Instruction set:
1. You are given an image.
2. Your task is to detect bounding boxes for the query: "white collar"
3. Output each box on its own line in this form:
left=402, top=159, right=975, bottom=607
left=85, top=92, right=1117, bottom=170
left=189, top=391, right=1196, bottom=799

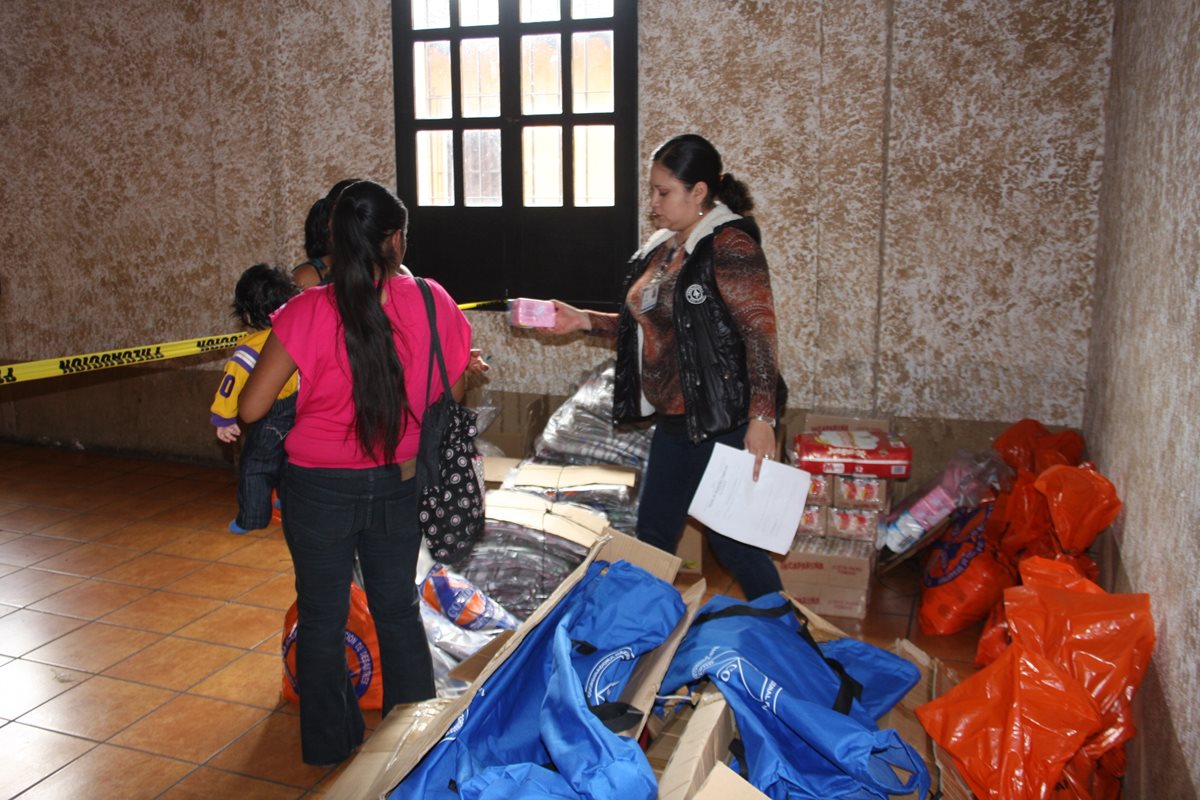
left=634, top=202, right=743, bottom=259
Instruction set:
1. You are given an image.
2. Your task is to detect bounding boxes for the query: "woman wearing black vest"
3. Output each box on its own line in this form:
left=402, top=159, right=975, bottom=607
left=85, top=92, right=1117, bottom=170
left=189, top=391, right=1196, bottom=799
left=548, top=134, right=786, bottom=599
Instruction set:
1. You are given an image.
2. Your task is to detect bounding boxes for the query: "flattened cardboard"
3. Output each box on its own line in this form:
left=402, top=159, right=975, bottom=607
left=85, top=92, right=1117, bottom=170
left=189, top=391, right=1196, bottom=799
left=510, top=462, right=639, bottom=491
left=612, top=578, right=706, bottom=738
left=694, top=762, right=771, bottom=800
left=482, top=455, right=521, bottom=486
left=657, top=687, right=742, bottom=800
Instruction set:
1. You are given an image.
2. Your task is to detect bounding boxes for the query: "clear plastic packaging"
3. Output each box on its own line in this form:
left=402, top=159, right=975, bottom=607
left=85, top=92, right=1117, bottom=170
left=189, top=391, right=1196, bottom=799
left=879, top=450, right=1012, bottom=554
left=420, top=564, right=520, bottom=631
left=534, top=361, right=654, bottom=469
left=458, top=518, right=592, bottom=621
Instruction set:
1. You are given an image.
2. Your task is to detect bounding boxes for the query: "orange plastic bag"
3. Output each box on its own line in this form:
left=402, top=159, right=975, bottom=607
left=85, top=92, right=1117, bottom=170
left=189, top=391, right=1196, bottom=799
left=975, top=554, right=1102, bottom=667
left=1018, top=554, right=1104, bottom=593
left=1003, top=569, right=1154, bottom=761
left=916, top=642, right=1104, bottom=800
left=1034, top=465, right=1122, bottom=553
left=918, top=507, right=1018, bottom=636
left=974, top=601, right=1009, bottom=667
left=1034, top=430, right=1085, bottom=472
left=997, top=469, right=1054, bottom=561
left=992, top=419, right=1052, bottom=473
left=281, top=582, right=383, bottom=710
left=992, top=419, right=1086, bottom=474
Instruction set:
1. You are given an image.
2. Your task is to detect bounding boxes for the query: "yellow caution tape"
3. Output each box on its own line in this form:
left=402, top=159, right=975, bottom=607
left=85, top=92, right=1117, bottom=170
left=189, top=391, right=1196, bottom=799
left=1, top=299, right=507, bottom=385
left=1, top=334, right=245, bottom=385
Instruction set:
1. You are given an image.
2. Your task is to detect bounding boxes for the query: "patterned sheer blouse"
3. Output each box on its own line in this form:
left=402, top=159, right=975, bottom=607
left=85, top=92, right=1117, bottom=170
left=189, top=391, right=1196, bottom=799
left=587, top=225, right=779, bottom=420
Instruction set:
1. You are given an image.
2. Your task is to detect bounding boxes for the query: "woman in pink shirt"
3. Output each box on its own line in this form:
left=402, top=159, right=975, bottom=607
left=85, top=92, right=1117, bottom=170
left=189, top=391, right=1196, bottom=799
left=241, top=180, right=472, bottom=767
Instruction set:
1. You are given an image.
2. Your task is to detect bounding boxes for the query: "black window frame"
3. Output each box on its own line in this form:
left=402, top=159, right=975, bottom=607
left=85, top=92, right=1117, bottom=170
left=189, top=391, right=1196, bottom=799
left=391, top=0, right=638, bottom=310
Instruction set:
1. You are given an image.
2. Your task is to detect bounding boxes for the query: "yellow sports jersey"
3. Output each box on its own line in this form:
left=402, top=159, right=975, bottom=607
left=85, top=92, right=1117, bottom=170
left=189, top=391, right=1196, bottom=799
left=209, top=329, right=299, bottom=427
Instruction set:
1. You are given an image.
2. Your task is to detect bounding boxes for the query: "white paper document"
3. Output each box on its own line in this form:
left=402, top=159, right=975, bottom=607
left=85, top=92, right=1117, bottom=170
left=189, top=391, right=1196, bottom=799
left=687, top=443, right=812, bottom=555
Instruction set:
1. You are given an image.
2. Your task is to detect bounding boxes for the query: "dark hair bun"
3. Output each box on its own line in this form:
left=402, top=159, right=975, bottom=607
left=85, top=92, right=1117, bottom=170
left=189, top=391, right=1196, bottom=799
left=717, top=172, right=754, bottom=215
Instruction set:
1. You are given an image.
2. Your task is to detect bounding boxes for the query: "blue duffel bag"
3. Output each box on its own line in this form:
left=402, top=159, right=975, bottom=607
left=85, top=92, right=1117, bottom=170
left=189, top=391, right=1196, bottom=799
left=392, top=559, right=686, bottom=800
left=658, top=593, right=930, bottom=800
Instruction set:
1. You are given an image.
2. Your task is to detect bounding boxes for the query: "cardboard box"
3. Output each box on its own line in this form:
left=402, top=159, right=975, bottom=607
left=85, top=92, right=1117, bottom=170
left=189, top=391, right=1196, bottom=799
left=655, top=603, right=969, bottom=800
left=326, top=492, right=692, bottom=800
left=475, top=392, right=550, bottom=458
left=506, top=462, right=639, bottom=496
left=804, top=412, right=892, bottom=433
left=677, top=520, right=704, bottom=574
left=775, top=536, right=875, bottom=589
left=656, top=685, right=769, bottom=800
left=774, top=536, right=875, bottom=619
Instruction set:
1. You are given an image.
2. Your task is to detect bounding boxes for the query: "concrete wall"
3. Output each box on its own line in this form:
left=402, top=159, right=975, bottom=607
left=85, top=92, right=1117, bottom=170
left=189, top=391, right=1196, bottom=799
left=1084, top=0, right=1200, bottom=796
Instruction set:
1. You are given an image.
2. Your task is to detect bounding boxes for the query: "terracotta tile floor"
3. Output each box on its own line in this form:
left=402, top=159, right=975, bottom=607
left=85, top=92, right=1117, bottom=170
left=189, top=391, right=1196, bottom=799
left=0, top=441, right=975, bottom=799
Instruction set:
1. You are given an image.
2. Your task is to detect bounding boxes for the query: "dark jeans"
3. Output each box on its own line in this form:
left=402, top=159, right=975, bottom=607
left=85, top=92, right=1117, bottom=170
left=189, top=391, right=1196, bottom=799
left=281, top=462, right=435, bottom=765
left=235, top=394, right=296, bottom=530
left=638, top=416, right=784, bottom=600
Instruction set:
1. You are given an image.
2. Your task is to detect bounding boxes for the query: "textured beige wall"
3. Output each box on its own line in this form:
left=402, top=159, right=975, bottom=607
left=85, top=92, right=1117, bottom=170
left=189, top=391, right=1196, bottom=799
left=1085, top=0, right=1200, bottom=796
left=2, top=0, right=1110, bottom=431
left=472, top=0, right=1112, bottom=432
left=0, top=0, right=396, bottom=361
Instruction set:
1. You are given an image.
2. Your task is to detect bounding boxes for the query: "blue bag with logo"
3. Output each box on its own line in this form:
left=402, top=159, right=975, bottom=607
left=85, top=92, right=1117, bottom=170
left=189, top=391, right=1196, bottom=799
left=391, top=559, right=685, bottom=800
left=659, top=593, right=930, bottom=800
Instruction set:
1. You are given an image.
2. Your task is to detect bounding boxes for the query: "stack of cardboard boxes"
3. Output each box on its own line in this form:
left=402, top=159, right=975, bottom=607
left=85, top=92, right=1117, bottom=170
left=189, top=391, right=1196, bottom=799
left=773, top=415, right=913, bottom=619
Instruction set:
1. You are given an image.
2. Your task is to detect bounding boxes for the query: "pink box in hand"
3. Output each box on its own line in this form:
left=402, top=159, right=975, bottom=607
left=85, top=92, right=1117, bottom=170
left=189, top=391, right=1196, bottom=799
left=510, top=298, right=557, bottom=328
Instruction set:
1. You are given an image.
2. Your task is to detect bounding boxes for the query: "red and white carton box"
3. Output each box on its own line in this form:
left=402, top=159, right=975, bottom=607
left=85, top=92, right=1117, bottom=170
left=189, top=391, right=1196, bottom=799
left=793, top=429, right=912, bottom=479
left=509, top=297, right=557, bottom=328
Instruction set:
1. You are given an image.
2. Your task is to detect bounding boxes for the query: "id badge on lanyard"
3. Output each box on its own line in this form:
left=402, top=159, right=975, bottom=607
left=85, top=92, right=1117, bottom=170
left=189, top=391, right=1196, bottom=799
left=639, top=281, right=660, bottom=313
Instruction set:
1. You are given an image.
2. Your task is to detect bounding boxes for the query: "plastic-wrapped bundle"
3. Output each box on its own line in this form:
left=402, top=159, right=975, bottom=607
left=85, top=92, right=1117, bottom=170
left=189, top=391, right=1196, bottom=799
left=459, top=518, right=592, bottom=621
left=419, top=598, right=481, bottom=698
left=534, top=361, right=654, bottom=469
left=879, top=450, right=1012, bottom=555
left=420, top=565, right=520, bottom=631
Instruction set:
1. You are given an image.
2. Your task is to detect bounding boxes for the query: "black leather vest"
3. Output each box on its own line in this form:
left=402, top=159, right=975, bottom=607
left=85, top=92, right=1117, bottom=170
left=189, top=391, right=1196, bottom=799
left=612, top=217, right=785, bottom=444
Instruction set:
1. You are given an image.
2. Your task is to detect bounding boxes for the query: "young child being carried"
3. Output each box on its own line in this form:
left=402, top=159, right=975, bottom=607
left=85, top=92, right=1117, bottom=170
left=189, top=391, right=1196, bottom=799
left=210, top=263, right=300, bottom=534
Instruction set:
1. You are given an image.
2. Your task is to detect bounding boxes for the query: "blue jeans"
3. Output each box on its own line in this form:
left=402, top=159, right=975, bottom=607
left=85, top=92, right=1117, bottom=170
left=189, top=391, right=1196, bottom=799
left=281, top=462, right=435, bottom=765
left=236, top=395, right=295, bottom=530
left=638, top=416, right=784, bottom=600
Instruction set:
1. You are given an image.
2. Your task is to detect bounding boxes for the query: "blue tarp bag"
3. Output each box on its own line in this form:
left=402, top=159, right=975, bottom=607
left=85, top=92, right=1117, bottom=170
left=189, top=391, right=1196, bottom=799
left=659, top=594, right=930, bottom=800
left=391, top=559, right=685, bottom=800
